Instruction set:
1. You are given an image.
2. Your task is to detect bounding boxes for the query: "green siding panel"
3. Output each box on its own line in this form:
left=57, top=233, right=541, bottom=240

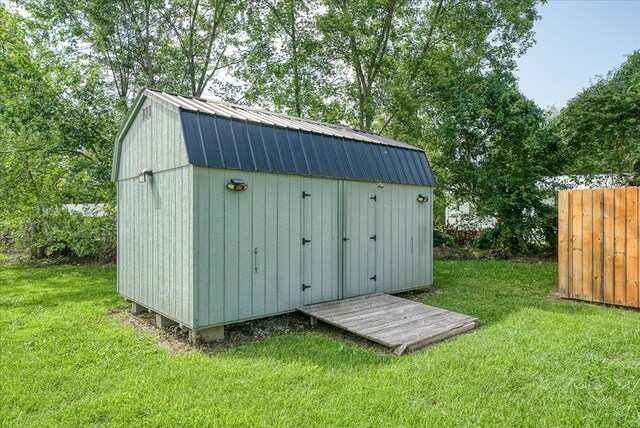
left=191, top=170, right=433, bottom=329
left=117, top=166, right=194, bottom=327
left=117, top=97, right=189, bottom=180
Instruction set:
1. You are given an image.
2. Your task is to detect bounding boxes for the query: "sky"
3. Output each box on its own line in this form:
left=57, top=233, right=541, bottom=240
left=515, top=0, right=640, bottom=109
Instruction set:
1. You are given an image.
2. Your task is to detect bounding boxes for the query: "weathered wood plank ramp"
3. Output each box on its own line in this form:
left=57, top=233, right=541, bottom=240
left=299, top=293, right=477, bottom=355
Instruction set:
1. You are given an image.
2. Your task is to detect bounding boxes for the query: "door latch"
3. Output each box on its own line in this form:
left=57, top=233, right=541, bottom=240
left=302, top=284, right=311, bottom=291
left=302, top=238, right=311, bottom=245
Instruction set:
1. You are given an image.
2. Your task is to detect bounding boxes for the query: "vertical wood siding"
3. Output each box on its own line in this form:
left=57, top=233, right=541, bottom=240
left=117, top=166, right=194, bottom=326
left=343, top=182, right=432, bottom=297
left=117, top=95, right=194, bottom=326
left=558, top=187, right=640, bottom=308
left=193, top=168, right=308, bottom=327
left=193, top=168, right=434, bottom=329
left=117, top=97, right=189, bottom=180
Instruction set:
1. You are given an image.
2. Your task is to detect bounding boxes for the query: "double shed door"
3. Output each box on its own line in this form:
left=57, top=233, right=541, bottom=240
left=300, top=179, right=429, bottom=305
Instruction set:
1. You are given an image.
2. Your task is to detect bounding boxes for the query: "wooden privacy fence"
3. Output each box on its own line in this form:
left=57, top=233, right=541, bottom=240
left=558, top=187, right=639, bottom=307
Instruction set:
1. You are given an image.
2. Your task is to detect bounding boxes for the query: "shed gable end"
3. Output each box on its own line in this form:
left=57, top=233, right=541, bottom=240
left=113, top=94, right=189, bottom=181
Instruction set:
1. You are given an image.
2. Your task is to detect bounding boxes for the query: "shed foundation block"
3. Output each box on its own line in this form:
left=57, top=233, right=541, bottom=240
left=131, top=302, right=148, bottom=314
left=155, top=314, right=178, bottom=328
left=189, top=326, right=225, bottom=343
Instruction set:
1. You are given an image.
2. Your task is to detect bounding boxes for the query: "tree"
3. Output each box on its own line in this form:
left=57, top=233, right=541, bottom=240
left=0, top=6, right=117, bottom=259
left=553, top=51, right=640, bottom=183
left=234, top=0, right=343, bottom=121
left=429, top=71, right=557, bottom=251
left=316, top=0, right=541, bottom=132
left=20, top=0, right=241, bottom=105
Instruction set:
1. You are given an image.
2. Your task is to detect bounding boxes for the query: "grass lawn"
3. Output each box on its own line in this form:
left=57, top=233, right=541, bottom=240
left=1, top=261, right=640, bottom=427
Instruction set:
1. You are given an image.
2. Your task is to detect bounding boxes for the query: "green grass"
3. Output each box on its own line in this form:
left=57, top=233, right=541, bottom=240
left=1, top=261, right=640, bottom=427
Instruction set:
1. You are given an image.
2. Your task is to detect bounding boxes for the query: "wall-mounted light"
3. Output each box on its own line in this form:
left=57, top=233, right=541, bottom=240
left=417, top=194, right=429, bottom=203
left=377, top=183, right=384, bottom=189
left=138, top=168, right=152, bottom=183
left=227, top=178, right=248, bottom=191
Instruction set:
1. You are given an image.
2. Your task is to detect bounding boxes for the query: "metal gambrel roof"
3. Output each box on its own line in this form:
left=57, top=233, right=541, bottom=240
left=147, top=88, right=419, bottom=151
left=115, top=89, right=436, bottom=186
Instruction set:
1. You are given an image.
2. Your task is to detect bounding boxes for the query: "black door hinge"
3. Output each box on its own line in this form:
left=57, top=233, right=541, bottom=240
left=370, top=195, right=377, bottom=201
left=302, top=238, right=311, bottom=245
left=302, top=191, right=311, bottom=198
left=370, top=235, right=376, bottom=241
left=369, top=275, right=377, bottom=281
left=302, top=284, right=311, bottom=291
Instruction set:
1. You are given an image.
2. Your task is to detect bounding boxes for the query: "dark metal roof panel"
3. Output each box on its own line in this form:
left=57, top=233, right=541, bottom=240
left=179, top=110, right=435, bottom=186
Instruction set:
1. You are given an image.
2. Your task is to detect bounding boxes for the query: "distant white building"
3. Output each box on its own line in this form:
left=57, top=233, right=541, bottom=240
left=62, top=204, right=108, bottom=217
left=445, top=174, right=630, bottom=230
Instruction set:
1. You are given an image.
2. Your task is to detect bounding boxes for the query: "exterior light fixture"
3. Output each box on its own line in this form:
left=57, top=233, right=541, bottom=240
left=227, top=179, right=248, bottom=191
left=417, top=194, right=429, bottom=203
left=377, top=183, right=384, bottom=189
left=138, top=168, right=152, bottom=183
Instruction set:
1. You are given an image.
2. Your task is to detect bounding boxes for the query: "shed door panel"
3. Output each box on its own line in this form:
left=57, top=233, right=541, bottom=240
left=342, top=182, right=378, bottom=298
left=302, top=178, right=340, bottom=305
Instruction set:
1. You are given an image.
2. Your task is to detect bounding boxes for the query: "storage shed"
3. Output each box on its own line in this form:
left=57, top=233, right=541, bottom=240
left=112, top=88, right=436, bottom=341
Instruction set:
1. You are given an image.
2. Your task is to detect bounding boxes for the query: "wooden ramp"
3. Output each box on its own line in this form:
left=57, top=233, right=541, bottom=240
left=299, top=293, right=477, bottom=355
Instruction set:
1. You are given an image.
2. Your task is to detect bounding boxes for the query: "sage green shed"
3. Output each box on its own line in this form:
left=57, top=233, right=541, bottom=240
left=112, top=88, right=436, bottom=341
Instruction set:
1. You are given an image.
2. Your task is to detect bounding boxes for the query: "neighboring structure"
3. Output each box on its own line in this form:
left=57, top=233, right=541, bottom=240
left=62, top=204, right=108, bottom=217
left=112, top=88, right=436, bottom=341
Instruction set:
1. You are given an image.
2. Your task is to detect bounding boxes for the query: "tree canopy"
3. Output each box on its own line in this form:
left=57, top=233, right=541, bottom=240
left=2, top=0, right=638, bottom=258
left=552, top=51, right=640, bottom=183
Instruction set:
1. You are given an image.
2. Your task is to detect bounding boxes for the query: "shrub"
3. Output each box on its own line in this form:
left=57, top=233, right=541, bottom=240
left=433, top=230, right=455, bottom=247
left=0, top=205, right=116, bottom=263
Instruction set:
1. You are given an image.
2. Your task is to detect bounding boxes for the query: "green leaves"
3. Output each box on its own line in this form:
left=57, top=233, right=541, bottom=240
left=553, top=51, right=640, bottom=182
left=0, top=6, right=117, bottom=260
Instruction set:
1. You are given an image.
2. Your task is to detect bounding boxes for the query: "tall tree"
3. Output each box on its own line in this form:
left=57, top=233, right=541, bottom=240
left=317, top=0, right=541, bottom=133
left=236, top=0, right=341, bottom=120
left=20, top=0, right=240, bottom=104
left=429, top=70, right=558, bottom=251
left=0, top=6, right=117, bottom=258
left=318, top=0, right=405, bottom=130
left=553, top=51, right=640, bottom=183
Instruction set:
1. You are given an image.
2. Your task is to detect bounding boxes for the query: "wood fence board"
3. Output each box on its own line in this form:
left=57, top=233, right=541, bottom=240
left=558, top=191, right=570, bottom=298
left=614, top=188, right=627, bottom=305
left=603, top=189, right=616, bottom=304
left=625, top=187, right=639, bottom=307
left=571, top=190, right=583, bottom=300
left=592, top=189, right=604, bottom=302
left=582, top=190, right=593, bottom=301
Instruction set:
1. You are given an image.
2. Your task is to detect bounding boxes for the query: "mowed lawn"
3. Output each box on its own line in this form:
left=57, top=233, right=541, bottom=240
left=2, top=261, right=640, bottom=427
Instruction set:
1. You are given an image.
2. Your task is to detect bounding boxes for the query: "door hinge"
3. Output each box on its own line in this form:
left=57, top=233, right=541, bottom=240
left=302, top=238, right=311, bottom=245
left=302, top=191, right=311, bottom=198
left=370, top=234, right=376, bottom=241
left=370, top=195, right=377, bottom=201
left=369, top=275, right=377, bottom=281
left=302, top=284, right=311, bottom=291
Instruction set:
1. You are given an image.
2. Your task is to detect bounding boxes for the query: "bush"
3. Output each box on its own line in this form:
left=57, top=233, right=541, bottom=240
left=0, top=205, right=116, bottom=263
left=433, top=230, right=455, bottom=247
